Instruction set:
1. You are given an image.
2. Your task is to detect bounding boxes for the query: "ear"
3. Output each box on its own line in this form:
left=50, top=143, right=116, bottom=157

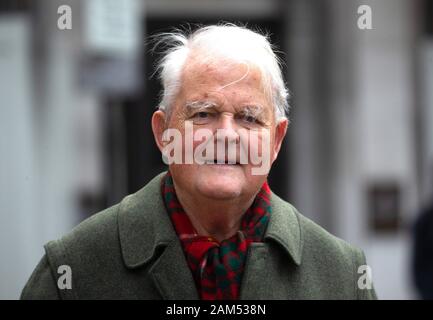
left=271, top=118, right=288, bottom=164
left=151, top=110, right=167, bottom=153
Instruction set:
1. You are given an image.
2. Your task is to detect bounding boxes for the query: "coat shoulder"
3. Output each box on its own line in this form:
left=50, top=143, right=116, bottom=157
left=296, top=211, right=360, bottom=263
left=57, top=203, right=120, bottom=247
left=271, top=194, right=361, bottom=266
left=20, top=204, right=121, bottom=300
left=22, top=173, right=168, bottom=299
left=45, top=203, right=121, bottom=264
left=291, top=204, right=377, bottom=299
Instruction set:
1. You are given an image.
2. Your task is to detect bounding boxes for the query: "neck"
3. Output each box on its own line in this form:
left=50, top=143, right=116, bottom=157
left=173, top=183, right=257, bottom=242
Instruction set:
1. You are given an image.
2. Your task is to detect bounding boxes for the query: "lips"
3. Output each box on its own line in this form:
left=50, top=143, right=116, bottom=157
left=206, top=158, right=240, bottom=165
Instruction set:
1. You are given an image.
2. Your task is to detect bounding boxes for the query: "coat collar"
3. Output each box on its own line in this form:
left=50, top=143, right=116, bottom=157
left=265, top=192, right=303, bottom=265
left=117, top=171, right=303, bottom=270
left=117, top=172, right=177, bottom=269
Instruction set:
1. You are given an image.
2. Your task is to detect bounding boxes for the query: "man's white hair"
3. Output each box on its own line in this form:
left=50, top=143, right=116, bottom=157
left=153, top=23, right=290, bottom=121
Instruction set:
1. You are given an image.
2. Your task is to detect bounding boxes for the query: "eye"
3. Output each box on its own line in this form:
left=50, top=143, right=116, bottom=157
left=196, top=112, right=209, bottom=118
left=190, top=111, right=215, bottom=124
left=235, top=112, right=264, bottom=128
left=244, top=115, right=256, bottom=123
left=240, top=114, right=261, bottom=125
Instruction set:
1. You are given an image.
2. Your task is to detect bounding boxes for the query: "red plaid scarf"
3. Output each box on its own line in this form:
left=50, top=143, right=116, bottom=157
left=161, top=171, right=271, bottom=300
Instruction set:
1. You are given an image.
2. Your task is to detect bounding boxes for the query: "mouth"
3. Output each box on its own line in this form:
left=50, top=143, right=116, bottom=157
left=205, top=159, right=241, bottom=165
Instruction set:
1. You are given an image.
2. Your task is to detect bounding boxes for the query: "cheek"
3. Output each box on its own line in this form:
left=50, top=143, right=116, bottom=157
left=240, top=130, right=272, bottom=163
left=191, top=128, right=214, bottom=160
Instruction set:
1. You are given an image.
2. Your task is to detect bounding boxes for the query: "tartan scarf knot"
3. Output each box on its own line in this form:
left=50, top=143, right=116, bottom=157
left=161, top=171, right=271, bottom=300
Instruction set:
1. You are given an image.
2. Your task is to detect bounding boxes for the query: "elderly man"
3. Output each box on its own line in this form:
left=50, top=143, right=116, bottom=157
left=21, top=24, right=377, bottom=300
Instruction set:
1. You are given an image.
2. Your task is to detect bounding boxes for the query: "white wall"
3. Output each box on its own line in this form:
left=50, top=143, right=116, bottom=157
left=287, top=0, right=421, bottom=299
left=0, top=11, right=82, bottom=298
left=351, top=0, right=418, bottom=299
left=0, top=16, right=41, bottom=300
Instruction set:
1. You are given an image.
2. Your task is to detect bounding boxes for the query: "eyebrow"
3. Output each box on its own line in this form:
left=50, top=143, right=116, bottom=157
left=185, top=100, right=218, bottom=113
left=185, top=100, right=265, bottom=118
left=238, top=105, right=266, bottom=119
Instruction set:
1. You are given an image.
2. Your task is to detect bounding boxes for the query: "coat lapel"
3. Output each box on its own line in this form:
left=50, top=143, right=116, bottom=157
left=149, top=241, right=199, bottom=299
left=240, top=243, right=299, bottom=299
left=239, top=243, right=272, bottom=299
left=240, top=192, right=303, bottom=299
left=118, top=172, right=198, bottom=299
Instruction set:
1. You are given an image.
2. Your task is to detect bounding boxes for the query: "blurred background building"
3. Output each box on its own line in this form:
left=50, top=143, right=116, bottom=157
left=0, top=0, right=432, bottom=299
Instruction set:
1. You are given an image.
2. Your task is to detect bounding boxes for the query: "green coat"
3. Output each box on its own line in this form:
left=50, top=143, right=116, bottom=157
left=21, top=172, right=377, bottom=300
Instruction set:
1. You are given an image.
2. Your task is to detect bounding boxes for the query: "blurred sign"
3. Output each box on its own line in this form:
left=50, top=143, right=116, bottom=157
left=79, top=55, right=141, bottom=95
left=368, top=182, right=401, bottom=233
left=81, top=0, right=142, bottom=94
left=84, top=0, right=141, bottom=56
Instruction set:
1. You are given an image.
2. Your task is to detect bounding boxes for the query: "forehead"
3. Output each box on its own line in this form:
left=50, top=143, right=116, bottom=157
left=180, top=54, right=266, bottom=98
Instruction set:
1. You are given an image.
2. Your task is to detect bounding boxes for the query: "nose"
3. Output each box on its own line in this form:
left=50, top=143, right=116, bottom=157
left=215, top=113, right=240, bottom=164
left=216, top=113, right=240, bottom=144
left=213, top=113, right=240, bottom=164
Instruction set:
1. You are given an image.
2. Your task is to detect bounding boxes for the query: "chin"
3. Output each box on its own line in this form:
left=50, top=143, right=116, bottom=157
left=196, top=179, right=243, bottom=200
left=198, top=188, right=242, bottom=200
